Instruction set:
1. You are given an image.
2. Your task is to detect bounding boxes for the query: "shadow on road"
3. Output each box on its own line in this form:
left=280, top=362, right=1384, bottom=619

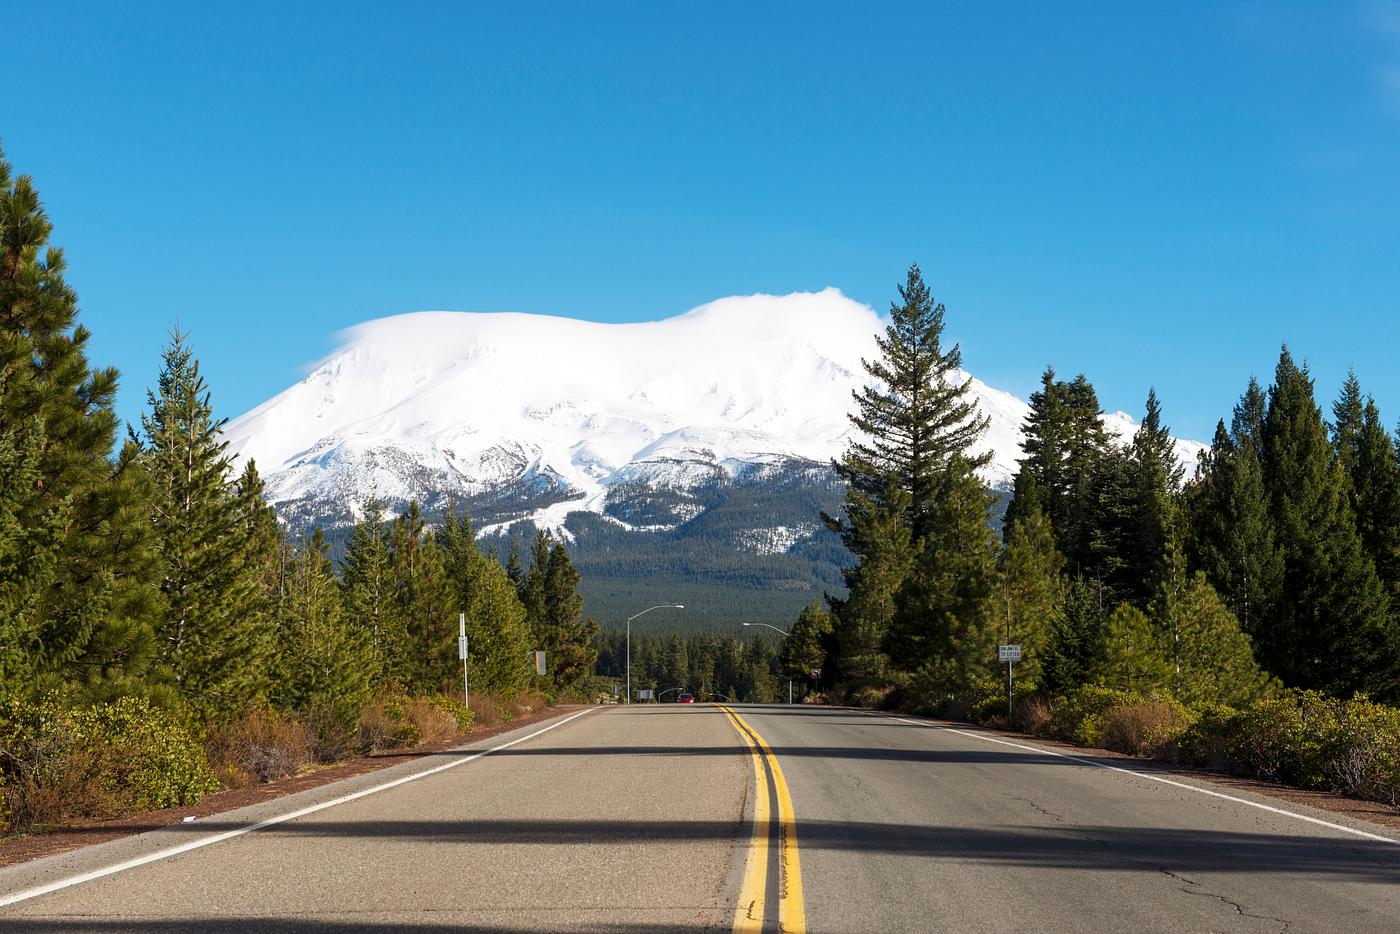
left=32, top=818, right=1397, bottom=882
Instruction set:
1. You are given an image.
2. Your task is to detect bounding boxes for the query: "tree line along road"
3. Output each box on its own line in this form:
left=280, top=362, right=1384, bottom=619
left=1, top=704, right=1398, bottom=933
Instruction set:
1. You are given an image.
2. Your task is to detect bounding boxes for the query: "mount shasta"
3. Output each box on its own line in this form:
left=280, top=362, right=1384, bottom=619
left=223, top=289, right=1203, bottom=629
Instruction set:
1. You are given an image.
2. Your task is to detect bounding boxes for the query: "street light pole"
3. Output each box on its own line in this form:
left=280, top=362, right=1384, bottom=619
left=626, top=604, right=684, bottom=704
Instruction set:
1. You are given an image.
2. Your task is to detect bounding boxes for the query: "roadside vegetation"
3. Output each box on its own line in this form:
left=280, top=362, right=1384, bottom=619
left=801, top=264, right=1400, bottom=809
left=0, top=151, right=594, bottom=837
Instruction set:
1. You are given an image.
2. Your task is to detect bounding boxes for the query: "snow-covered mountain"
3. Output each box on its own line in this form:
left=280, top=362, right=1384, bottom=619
left=223, top=288, right=1203, bottom=541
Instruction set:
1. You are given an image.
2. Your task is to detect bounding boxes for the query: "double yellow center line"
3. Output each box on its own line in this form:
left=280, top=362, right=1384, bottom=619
left=719, top=705, right=805, bottom=934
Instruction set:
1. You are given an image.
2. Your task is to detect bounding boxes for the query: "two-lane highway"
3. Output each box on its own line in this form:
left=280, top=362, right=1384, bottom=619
left=2, top=704, right=1398, bottom=932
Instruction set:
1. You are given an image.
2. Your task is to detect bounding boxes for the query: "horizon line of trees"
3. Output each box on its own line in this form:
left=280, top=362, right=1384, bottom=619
left=801, top=264, right=1399, bottom=711
left=0, top=147, right=599, bottom=743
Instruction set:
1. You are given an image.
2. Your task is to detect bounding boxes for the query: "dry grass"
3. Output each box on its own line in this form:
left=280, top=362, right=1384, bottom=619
left=403, top=697, right=458, bottom=747
left=1014, top=695, right=1053, bottom=735
left=1098, top=696, right=1191, bottom=758
left=206, top=709, right=312, bottom=787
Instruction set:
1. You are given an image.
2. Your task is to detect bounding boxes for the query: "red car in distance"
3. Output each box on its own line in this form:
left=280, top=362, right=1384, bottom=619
left=677, top=693, right=696, bottom=704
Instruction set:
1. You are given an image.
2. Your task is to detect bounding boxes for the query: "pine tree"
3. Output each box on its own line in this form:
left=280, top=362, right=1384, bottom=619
left=834, top=263, right=989, bottom=542
left=272, top=530, right=372, bottom=745
left=0, top=149, right=163, bottom=700
left=141, top=330, right=270, bottom=722
left=997, top=482, right=1064, bottom=693
left=1170, top=574, right=1274, bottom=707
left=1260, top=348, right=1396, bottom=697
left=1096, top=604, right=1171, bottom=694
left=520, top=530, right=552, bottom=637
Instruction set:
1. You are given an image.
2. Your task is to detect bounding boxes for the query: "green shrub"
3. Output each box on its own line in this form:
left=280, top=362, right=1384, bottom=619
left=0, top=694, right=217, bottom=833
left=1174, top=704, right=1239, bottom=770
left=1097, top=694, right=1192, bottom=758
left=357, top=693, right=422, bottom=752
left=1041, top=685, right=1139, bottom=747
left=427, top=694, right=475, bottom=733
left=1317, top=695, right=1400, bottom=806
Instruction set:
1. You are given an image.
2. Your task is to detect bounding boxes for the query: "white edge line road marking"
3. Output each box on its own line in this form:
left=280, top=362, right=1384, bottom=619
left=0, top=707, right=598, bottom=909
left=886, top=716, right=1399, bottom=845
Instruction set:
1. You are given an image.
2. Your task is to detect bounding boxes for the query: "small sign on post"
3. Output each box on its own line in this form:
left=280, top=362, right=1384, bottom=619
left=532, top=650, right=547, bottom=676
left=999, top=644, right=1021, bottom=719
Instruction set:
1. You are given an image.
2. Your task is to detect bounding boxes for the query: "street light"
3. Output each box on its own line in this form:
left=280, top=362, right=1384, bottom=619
left=627, top=604, right=684, bottom=704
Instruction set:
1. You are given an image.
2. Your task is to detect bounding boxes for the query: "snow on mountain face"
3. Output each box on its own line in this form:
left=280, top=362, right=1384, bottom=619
left=222, top=289, right=1205, bottom=533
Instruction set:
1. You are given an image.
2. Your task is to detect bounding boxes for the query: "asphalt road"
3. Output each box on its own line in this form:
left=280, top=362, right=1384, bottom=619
left=1, top=704, right=1398, bottom=933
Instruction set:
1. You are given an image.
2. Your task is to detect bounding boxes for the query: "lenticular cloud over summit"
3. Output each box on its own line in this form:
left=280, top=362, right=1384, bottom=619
left=221, top=288, right=1200, bottom=535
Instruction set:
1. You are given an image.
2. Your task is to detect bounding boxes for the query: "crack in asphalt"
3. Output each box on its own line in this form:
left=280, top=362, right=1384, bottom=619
left=1159, top=868, right=1291, bottom=933
left=1011, top=795, right=1066, bottom=823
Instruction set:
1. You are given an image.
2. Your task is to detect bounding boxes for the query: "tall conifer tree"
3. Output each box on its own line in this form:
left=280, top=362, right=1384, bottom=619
left=0, top=149, right=162, bottom=700
left=141, top=331, right=269, bottom=721
left=1260, top=348, right=1396, bottom=697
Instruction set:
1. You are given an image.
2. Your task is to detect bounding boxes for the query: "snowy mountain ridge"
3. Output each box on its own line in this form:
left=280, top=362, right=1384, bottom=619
left=222, top=289, right=1204, bottom=537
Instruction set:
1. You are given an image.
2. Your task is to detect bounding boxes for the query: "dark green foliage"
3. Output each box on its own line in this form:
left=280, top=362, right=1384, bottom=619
left=888, top=459, right=1000, bottom=696
left=339, top=499, right=406, bottom=687
left=1185, top=407, right=1283, bottom=635
left=997, top=486, right=1063, bottom=692
left=388, top=503, right=457, bottom=690
left=438, top=507, right=533, bottom=696
left=1006, top=369, right=1111, bottom=573
left=540, top=541, right=599, bottom=691
left=834, top=263, right=989, bottom=541
left=784, top=600, right=833, bottom=681
left=1041, top=579, right=1105, bottom=695
left=1338, top=393, right=1400, bottom=604
left=270, top=531, right=372, bottom=742
left=1259, top=348, right=1396, bottom=697
left=599, top=631, right=786, bottom=704
left=140, top=330, right=270, bottom=723
left=825, top=481, right=911, bottom=685
left=0, top=149, right=163, bottom=702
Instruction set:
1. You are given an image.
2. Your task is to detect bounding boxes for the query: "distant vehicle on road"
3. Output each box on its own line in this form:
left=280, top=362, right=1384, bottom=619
left=677, top=693, right=696, bottom=704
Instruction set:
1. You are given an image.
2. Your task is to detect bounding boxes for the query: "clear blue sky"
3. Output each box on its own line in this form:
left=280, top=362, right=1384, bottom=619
left=5, top=1, right=1399, bottom=442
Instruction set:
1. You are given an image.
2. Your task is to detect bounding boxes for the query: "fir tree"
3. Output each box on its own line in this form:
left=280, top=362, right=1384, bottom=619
left=1260, top=348, right=1397, bottom=697
left=141, top=330, right=270, bottom=722
left=825, top=481, right=912, bottom=686
left=834, top=263, right=989, bottom=542
left=540, top=542, right=599, bottom=691
left=388, top=502, right=457, bottom=690
left=1185, top=388, right=1283, bottom=636
left=1341, top=396, right=1400, bottom=603
left=0, top=149, right=163, bottom=700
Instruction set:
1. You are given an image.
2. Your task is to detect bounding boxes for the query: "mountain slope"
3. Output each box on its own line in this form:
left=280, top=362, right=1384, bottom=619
left=222, top=289, right=1204, bottom=628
